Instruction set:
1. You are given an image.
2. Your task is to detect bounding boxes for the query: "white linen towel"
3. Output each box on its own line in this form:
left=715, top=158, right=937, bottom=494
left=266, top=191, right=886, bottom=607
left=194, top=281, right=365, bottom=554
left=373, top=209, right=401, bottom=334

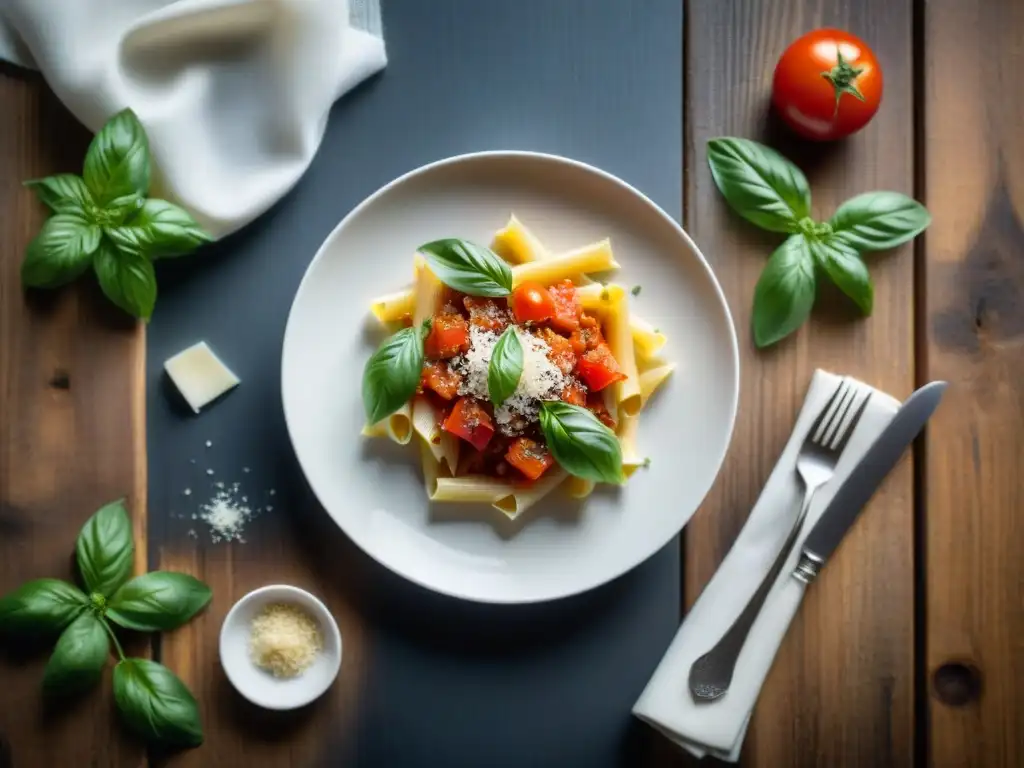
left=632, top=369, right=902, bottom=762
left=0, top=0, right=387, bottom=238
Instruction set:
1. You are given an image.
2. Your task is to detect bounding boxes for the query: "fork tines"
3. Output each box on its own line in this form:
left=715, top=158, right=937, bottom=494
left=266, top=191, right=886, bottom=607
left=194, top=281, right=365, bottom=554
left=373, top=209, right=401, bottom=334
left=810, top=378, right=872, bottom=452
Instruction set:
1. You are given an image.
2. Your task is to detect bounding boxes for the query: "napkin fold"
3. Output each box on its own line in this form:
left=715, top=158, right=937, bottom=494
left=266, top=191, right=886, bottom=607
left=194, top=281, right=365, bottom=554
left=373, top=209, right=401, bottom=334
left=632, top=370, right=902, bottom=762
left=0, top=0, right=387, bottom=238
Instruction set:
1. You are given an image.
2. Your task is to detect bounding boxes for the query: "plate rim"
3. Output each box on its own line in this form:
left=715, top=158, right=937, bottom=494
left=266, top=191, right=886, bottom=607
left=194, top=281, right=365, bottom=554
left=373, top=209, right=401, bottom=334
left=281, top=149, right=740, bottom=604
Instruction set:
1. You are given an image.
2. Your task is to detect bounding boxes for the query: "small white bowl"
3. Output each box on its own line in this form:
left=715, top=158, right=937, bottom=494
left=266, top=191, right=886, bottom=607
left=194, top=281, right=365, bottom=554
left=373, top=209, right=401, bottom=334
left=219, top=584, right=342, bottom=710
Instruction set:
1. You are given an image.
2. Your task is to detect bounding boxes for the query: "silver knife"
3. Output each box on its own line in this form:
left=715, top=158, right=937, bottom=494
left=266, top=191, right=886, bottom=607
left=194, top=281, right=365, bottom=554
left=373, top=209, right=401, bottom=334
left=792, top=380, right=948, bottom=584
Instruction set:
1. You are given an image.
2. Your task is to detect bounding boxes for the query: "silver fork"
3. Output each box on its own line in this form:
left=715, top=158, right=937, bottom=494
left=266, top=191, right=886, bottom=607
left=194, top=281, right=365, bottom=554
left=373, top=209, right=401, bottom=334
left=687, top=378, right=871, bottom=703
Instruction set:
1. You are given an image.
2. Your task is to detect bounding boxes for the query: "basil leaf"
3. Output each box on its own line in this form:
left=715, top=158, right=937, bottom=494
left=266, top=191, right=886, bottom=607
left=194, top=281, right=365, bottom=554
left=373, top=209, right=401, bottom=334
left=752, top=235, right=816, bottom=348
left=830, top=191, right=932, bottom=251
left=93, top=240, right=158, bottom=320
left=107, top=572, right=212, bottom=632
left=707, top=138, right=811, bottom=233
left=76, top=499, right=135, bottom=598
left=418, top=239, right=513, bottom=297
left=107, top=199, right=212, bottom=258
left=24, top=174, right=93, bottom=214
left=113, top=659, right=203, bottom=748
left=538, top=402, right=624, bottom=484
left=21, top=212, right=101, bottom=288
left=0, top=579, right=88, bottom=635
left=83, top=108, right=150, bottom=207
left=42, top=612, right=109, bottom=695
left=810, top=237, right=874, bottom=315
left=488, top=327, right=524, bottom=408
left=362, top=325, right=426, bottom=425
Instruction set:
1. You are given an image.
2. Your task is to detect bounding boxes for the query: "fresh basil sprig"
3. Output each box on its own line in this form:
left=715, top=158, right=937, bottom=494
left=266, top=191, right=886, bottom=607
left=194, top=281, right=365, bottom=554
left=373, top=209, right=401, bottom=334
left=538, top=402, right=624, bottom=484
left=21, top=108, right=212, bottom=320
left=362, top=320, right=430, bottom=425
left=707, top=137, right=931, bottom=347
left=418, top=238, right=513, bottom=297
left=0, top=500, right=209, bottom=748
left=488, top=327, right=524, bottom=408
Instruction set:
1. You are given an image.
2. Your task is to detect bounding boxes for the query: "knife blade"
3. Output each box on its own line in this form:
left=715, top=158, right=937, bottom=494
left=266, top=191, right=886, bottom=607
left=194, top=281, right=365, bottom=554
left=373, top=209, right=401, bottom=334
left=793, top=380, right=948, bottom=584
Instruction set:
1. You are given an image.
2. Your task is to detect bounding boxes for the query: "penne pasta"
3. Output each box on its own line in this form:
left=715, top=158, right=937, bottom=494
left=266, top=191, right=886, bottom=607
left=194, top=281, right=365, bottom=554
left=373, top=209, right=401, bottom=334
left=605, top=295, right=642, bottom=418
left=432, top=475, right=510, bottom=505
left=413, top=259, right=445, bottom=325
left=490, top=214, right=548, bottom=264
left=420, top=438, right=452, bottom=499
left=369, top=288, right=416, bottom=324
left=638, top=363, right=676, bottom=408
left=412, top=395, right=460, bottom=473
left=511, top=239, right=618, bottom=287
left=493, top=470, right=569, bottom=518
left=617, top=415, right=647, bottom=478
left=575, top=282, right=627, bottom=313
left=362, top=401, right=413, bottom=444
left=564, top=476, right=596, bottom=500
left=630, top=315, right=667, bottom=358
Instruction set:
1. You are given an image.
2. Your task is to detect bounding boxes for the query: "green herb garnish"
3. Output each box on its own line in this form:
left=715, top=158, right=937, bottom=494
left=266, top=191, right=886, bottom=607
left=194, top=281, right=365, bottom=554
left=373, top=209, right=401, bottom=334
left=0, top=500, right=209, bottom=748
left=707, top=137, right=930, bottom=347
left=487, top=327, right=524, bottom=408
left=538, top=402, right=624, bottom=484
left=362, top=322, right=429, bottom=425
left=417, top=238, right=513, bottom=297
left=21, top=109, right=212, bottom=320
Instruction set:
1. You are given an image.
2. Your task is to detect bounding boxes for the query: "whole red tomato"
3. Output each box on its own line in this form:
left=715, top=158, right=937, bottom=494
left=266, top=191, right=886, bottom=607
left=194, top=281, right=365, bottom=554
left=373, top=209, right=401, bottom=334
left=772, top=29, right=882, bottom=141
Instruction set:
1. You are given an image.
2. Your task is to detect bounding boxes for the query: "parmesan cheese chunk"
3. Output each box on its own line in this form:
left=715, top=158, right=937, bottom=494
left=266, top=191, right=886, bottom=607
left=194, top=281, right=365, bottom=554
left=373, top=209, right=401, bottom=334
left=164, top=341, right=240, bottom=413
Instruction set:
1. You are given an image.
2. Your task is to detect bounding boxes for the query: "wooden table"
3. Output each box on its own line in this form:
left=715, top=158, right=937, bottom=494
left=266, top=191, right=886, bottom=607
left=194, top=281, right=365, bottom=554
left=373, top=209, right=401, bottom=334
left=2, top=1, right=1021, bottom=765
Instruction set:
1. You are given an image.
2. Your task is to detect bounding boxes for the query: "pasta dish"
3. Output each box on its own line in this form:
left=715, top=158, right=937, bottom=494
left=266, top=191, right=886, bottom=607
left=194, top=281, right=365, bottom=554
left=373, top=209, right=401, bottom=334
left=361, top=215, right=674, bottom=518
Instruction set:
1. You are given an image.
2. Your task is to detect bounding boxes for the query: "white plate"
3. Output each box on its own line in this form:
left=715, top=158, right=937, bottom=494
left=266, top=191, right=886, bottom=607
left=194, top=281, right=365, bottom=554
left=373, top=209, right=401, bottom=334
left=219, top=584, right=342, bottom=710
left=282, top=152, right=738, bottom=604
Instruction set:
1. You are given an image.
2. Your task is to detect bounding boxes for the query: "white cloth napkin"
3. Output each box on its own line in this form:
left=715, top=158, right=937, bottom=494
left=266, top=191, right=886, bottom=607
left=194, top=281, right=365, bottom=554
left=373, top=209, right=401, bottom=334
left=0, top=0, right=387, bottom=239
left=632, top=369, right=902, bottom=762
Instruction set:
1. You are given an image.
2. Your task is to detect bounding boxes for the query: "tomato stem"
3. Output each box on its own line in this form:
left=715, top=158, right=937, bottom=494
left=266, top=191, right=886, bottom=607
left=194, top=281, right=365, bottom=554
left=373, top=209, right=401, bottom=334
left=822, top=50, right=865, bottom=114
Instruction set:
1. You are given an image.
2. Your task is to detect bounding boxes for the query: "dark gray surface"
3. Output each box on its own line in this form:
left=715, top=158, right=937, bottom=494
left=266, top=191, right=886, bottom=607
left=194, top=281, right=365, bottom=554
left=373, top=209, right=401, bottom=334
left=147, top=1, right=683, bottom=766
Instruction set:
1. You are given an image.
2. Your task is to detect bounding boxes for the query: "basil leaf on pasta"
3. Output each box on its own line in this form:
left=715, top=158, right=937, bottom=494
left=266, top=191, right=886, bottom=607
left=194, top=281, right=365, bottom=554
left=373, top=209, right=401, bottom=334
left=362, top=324, right=427, bottom=425
left=487, top=327, right=524, bottom=408
left=539, top=402, right=624, bottom=484
left=418, top=238, right=513, bottom=297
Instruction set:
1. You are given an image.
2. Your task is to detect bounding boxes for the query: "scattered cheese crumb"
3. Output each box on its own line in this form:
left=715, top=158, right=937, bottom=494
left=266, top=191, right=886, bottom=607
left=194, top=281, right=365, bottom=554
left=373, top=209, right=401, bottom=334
left=249, top=603, right=323, bottom=678
left=199, top=488, right=253, bottom=543
left=183, top=488, right=192, bottom=496
left=205, top=440, right=213, bottom=448
left=206, top=469, right=215, bottom=476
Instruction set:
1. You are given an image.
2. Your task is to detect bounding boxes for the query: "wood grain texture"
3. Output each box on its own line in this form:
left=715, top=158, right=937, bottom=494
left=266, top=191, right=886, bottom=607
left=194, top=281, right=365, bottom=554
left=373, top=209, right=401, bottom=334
left=0, top=68, right=147, bottom=768
left=154, top=490, right=368, bottom=767
left=684, top=1, right=915, bottom=765
left=922, top=0, right=1024, bottom=764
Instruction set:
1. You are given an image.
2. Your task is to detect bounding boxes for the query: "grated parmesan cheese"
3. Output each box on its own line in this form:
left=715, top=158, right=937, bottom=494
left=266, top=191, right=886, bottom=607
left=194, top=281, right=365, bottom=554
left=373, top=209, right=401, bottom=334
left=449, top=325, right=572, bottom=435
left=249, top=603, right=323, bottom=678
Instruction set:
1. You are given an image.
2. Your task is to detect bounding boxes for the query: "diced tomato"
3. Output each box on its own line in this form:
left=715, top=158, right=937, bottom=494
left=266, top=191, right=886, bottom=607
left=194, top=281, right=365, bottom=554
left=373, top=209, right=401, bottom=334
left=463, top=297, right=510, bottom=333
left=560, top=381, right=587, bottom=406
left=537, top=327, right=576, bottom=375
left=399, top=313, right=414, bottom=328
left=505, top=437, right=555, bottom=481
left=587, top=391, right=617, bottom=428
left=443, top=397, right=494, bottom=451
left=579, top=312, right=599, bottom=329
left=425, top=313, right=469, bottom=359
left=576, top=343, right=627, bottom=391
left=421, top=362, right=461, bottom=400
left=568, top=324, right=604, bottom=356
left=511, top=281, right=556, bottom=324
left=548, top=279, right=582, bottom=333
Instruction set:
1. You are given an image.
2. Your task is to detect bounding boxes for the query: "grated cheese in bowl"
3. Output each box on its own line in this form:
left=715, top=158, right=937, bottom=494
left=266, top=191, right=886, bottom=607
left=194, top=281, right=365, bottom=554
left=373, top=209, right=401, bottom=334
left=249, top=603, right=324, bottom=678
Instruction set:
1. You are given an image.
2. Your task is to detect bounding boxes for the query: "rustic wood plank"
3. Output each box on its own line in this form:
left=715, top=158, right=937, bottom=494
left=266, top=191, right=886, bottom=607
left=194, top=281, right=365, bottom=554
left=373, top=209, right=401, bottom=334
left=683, top=1, right=915, bottom=765
left=922, top=0, right=1024, bottom=765
left=0, top=66, right=147, bottom=768
left=153, top=500, right=368, bottom=767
